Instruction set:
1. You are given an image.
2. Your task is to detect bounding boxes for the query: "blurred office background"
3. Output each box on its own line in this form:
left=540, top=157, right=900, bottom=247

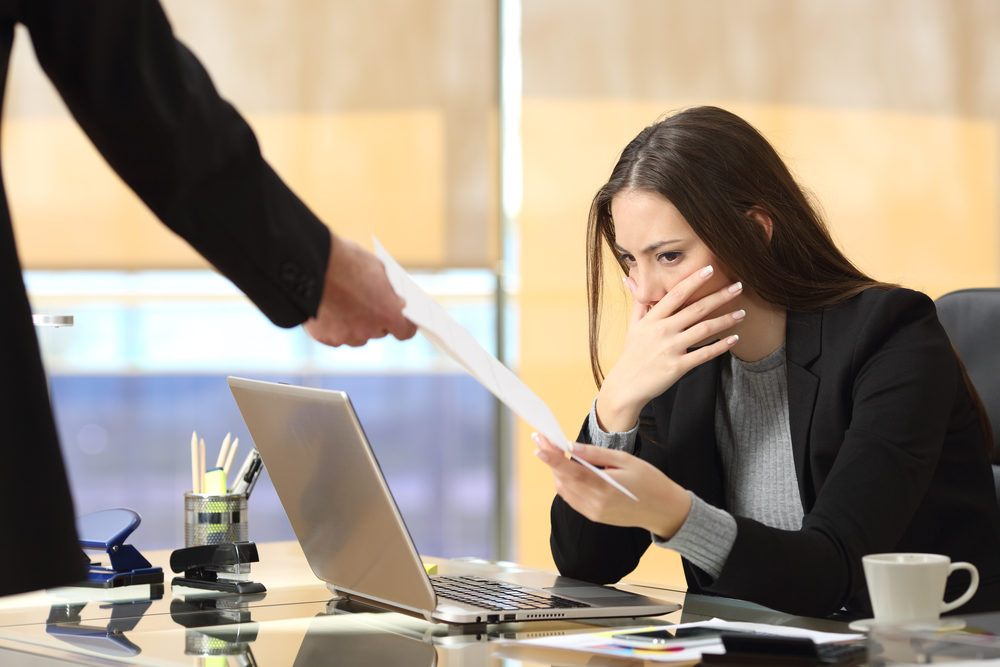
left=9, top=1, right=1000, bottom=588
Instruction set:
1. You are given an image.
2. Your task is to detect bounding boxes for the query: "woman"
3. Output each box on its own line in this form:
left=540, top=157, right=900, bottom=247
left=534, top=106, right=1000, bottom=618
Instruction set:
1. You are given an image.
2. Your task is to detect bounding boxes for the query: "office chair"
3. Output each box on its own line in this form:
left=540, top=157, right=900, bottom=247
left=934, top=288, right=1000, bottom=502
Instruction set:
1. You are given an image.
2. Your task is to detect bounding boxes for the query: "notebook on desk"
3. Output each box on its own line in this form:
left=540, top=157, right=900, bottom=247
left=227, top=376, right=680, bottom=625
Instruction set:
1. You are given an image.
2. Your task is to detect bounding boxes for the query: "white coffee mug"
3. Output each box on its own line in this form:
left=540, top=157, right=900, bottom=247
left=862, top=553, right=979, bottom=626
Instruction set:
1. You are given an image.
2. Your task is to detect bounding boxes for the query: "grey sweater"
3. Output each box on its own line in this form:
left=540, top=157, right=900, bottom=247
left=588, top=345, right=802, bottom=578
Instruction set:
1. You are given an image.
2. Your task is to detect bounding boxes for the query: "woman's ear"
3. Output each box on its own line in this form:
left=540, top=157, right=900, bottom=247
left=746, top=206, right=774, bottom=242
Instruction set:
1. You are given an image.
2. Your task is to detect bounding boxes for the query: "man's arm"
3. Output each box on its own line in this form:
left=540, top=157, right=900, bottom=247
left=23, top=0, right=412, bottom=344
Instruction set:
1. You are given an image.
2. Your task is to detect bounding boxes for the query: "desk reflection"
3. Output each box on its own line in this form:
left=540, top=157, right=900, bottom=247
left=171, top=593, right=264, bottom=665
left=0, top=543, right=863, bottom=665
left=46, top=598, right=154, bottom=658
left=293, top=622, right=439, bottom=667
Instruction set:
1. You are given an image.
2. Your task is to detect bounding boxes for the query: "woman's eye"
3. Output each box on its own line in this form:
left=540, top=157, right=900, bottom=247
left=657, top=251, right=682, bottom=264
left=618, top=254, right=636, bottom=267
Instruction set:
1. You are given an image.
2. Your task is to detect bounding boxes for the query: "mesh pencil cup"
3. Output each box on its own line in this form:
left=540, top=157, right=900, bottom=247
left=184, top=627, right=253, bottom=659
left=184, top=492, right=248, bottom=547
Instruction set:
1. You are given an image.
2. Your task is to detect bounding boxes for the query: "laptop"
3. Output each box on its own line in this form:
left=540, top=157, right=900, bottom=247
left=227, top=376, right=680, bottom=625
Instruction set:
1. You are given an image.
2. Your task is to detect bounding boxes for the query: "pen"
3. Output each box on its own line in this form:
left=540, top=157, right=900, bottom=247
left=242, top=456, right=263, bottom=499
left=231, top=448, right=260, bottom=496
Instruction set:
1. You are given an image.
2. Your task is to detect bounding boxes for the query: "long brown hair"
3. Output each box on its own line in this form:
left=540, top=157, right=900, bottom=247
left=587, top=106, right=889, bottom=385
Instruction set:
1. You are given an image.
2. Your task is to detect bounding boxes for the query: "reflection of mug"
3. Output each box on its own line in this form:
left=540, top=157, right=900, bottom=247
left=862, top=553, right=979, bottom=625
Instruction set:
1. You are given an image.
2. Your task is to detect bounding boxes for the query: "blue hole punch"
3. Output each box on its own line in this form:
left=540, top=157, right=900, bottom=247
left=77, top=508, right=164, bottom=590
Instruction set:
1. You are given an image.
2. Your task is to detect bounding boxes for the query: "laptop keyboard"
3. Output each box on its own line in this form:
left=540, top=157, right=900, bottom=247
left=431, top=575, right=589, bottom=611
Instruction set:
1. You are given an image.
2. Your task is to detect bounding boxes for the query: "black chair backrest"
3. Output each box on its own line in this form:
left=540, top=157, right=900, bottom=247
left=935, top=288, right=1000, bottom=462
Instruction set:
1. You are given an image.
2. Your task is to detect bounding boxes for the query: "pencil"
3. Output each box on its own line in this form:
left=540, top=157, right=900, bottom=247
left=215, top=432, right=231, bottom=469
left=199, top=438, right=206, bottom=494
left=223, top=437, right=239, bottom=477
left=190, top=431, right=199, bottom=494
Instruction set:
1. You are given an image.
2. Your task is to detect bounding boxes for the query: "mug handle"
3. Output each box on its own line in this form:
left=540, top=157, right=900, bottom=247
left=941, top=561, right=979, bottom=613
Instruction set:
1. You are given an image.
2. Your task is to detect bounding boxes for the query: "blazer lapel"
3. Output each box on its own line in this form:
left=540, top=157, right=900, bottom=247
left=649, top=311, right=824, bottom=512
left=665, top=358, right=726, bottom=507
left=786, top=308, right=822, bottom=509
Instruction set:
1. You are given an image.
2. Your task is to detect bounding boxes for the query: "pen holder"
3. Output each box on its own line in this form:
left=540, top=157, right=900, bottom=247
left=184, top=627, right=256, bottom=660
left=184, top=492, right=248, bottom=548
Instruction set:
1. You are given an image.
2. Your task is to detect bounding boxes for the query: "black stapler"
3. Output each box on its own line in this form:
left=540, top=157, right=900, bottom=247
left=170, top=541, right=266, bottom=594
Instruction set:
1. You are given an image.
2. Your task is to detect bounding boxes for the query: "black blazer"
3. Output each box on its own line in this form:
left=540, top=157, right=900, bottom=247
left=0, top=1, right=330, bottom=595
left=551, top=287, right=1000, bottom=617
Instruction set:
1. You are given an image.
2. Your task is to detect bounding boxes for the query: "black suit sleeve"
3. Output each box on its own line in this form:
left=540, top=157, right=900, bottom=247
left=20, top=0, right=330, bottom=327
left=550, top=414, right=653, bottom=584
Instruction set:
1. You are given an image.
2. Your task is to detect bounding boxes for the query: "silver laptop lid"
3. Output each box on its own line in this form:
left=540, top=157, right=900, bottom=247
left=227, top=377, right=437, bottom=619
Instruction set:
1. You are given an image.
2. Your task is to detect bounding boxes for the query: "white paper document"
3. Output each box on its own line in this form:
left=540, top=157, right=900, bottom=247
left=374, top=238, right=637, bottom=501
left=496, top=618, right=865, bottom=663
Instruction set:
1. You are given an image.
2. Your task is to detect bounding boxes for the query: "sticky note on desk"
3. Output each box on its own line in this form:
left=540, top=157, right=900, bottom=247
left=423, top=562, right=438, bottom=575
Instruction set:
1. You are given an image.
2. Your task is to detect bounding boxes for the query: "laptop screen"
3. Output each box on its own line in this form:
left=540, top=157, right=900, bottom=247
left=227, top=377, right=437, bottom=617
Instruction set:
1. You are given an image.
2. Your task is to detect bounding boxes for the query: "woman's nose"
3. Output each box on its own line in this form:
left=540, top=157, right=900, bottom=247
left=632, top=272, right=667, bottom=307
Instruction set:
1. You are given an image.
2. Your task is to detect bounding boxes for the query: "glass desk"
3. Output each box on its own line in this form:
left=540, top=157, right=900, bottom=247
left=0, top=541, right=855, bottom=666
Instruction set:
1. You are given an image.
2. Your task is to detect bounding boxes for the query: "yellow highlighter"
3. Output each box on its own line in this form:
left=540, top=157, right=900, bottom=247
left=201, top=468, right=230, bottom=544
left=204, top=467, right=228, bottom=494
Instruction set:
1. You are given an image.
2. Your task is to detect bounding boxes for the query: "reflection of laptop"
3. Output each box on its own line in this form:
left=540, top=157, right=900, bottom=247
left=227, top=376, right=680, bottom=625
left=293, top=616, right=438, bottom=667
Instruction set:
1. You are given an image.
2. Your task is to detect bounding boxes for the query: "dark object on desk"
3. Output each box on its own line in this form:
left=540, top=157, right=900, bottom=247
left=612, top=626, right=752, bottom=649
left=170, top=541, right=266, bottom=594
left=698, top=634, right=867, bottom=665
left=76, top=508, right=164, bottom=589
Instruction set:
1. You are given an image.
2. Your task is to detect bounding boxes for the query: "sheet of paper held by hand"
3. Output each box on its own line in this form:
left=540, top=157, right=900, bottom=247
left=374, top=237, right=637, bottom=501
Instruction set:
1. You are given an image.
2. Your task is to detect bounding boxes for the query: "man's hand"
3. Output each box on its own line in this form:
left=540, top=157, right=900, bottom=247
left=303, top=236, right=417, bottom=347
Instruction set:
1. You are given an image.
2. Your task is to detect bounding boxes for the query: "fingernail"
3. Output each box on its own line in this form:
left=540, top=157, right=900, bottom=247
left=728, top=281, right=743, bottom=294
left=726, top=334, right=740, bottom=345
left=531, top=432, right=541, bottom=445
left=566, top=440, right=575, bottom=453
left=732, top=309, right=746, bottom=321
left=699, top=265, right=714, bottom=278
left=534, top=448, right=549, bottom=463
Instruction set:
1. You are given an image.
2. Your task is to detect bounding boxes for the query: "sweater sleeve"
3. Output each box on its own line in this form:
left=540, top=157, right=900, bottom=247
left=587, top=399, right=639, bottom=452
left=652, top=492, right=736, bottom=578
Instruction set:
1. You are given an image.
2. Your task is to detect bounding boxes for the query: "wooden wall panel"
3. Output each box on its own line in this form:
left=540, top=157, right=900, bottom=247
left=5, top=0, right=498, bottom=270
